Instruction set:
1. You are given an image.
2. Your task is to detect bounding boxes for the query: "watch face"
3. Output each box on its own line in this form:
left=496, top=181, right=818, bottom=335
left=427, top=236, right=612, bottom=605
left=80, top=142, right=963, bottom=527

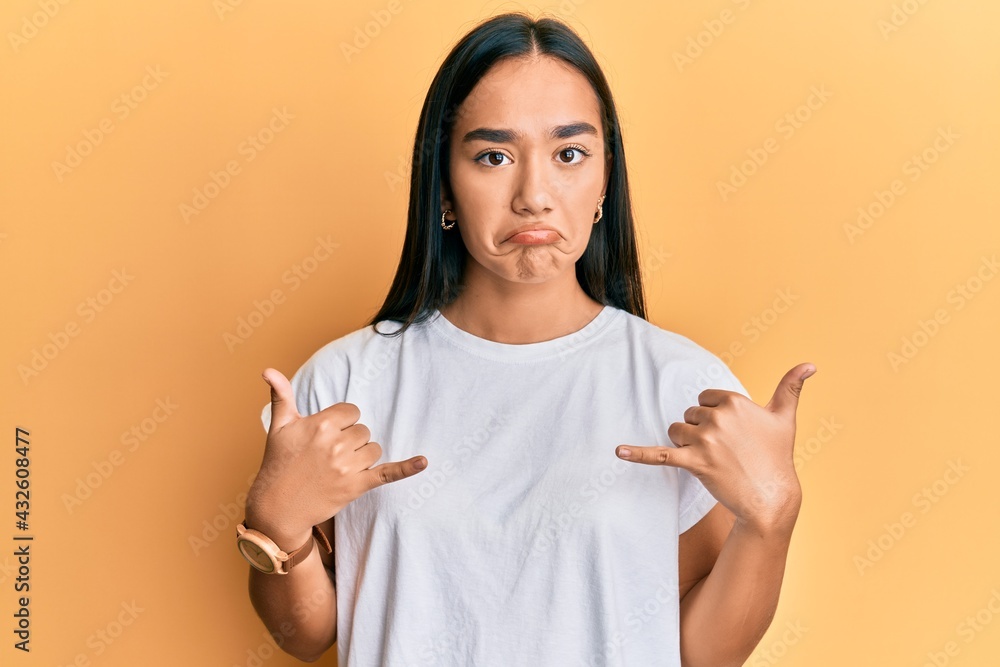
left=238, top=539, right=275, bottom=573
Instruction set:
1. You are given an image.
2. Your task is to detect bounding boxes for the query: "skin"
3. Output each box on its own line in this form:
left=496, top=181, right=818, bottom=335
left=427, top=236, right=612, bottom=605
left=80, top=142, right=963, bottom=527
left=246, top=51, right=815, bottom=664
left=244, top=370, right=427, bottom=662
left=439, top=53, right=610, bottom=342
left=617, top=364, right=816, bottom=666
left=442, top=52, right=818, bottom=664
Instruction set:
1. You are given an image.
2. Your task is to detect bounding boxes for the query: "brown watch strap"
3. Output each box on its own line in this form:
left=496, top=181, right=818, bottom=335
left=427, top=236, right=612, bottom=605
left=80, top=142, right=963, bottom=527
left=280, top=524, right=334, bottom=573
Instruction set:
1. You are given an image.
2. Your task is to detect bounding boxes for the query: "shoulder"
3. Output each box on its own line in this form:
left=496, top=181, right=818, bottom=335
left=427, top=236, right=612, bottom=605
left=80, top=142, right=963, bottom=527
left=276, top=318, right=410, bottom=414
left=614, top=309, right=750, bottom=402
left=614, top=308, right=725, bottom=365
left=297, top=317, right=408, bottom=376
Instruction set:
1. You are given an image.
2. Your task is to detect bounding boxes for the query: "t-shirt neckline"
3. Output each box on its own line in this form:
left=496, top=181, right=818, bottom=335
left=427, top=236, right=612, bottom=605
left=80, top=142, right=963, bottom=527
left=427, top=304, right=620, bottom=362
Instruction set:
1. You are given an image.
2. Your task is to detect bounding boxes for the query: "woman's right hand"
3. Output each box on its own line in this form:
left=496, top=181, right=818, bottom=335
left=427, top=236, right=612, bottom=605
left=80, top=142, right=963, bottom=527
left=244, top=367, right=428, bottom=547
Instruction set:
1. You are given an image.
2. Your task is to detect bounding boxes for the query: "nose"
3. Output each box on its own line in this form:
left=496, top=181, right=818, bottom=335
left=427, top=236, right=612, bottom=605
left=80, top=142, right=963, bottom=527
left=511, top=150, right=555, bottom=216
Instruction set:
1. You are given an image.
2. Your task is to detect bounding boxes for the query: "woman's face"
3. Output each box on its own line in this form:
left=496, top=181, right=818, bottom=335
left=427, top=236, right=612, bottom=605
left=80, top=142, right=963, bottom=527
left=444, top=54, right=610, bottom=285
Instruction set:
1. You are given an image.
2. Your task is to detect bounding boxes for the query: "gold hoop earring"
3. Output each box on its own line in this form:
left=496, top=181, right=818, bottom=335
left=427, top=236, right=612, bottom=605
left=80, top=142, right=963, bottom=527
left=594, top=195, right=606, bottom=223
left=441, top=209, right=456, bottom=230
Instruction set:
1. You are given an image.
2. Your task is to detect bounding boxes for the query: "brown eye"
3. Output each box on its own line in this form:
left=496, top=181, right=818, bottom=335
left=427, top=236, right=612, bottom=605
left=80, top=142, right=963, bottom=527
left=476, top=151, right=511, bottom=167
left=558, top=147, right=589, bottom=164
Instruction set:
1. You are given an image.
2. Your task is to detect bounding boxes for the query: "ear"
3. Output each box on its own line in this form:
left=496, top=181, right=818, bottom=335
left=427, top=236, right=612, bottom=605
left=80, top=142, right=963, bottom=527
left=440, top=189, right=458, bottom=227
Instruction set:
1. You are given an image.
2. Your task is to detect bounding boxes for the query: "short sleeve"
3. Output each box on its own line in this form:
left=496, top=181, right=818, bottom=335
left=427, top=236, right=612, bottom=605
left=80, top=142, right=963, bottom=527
left=259, top=403, right=270, bottom=432
left=675, top=353, right=752, bottom=534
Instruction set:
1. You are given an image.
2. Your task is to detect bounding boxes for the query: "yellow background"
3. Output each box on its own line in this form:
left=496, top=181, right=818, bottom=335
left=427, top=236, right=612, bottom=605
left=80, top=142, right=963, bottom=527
left=3, top=0, right=999, bottom=665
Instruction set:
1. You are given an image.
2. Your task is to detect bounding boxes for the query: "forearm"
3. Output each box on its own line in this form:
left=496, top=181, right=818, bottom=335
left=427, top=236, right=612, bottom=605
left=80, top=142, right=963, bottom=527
left=245, top=511, right=337, bottom=662
left=678, top=513, right=797, bottom=667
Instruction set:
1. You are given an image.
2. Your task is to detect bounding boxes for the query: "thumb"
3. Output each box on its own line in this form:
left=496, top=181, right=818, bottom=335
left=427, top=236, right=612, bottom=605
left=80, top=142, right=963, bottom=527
left=261, top=368, right=301, bottom=430
left=765, top=363, right=816, bottom=417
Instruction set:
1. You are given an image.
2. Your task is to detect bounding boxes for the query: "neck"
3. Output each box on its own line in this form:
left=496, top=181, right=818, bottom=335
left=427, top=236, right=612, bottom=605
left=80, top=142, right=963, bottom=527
left=438, top=265, right=604, bottom=344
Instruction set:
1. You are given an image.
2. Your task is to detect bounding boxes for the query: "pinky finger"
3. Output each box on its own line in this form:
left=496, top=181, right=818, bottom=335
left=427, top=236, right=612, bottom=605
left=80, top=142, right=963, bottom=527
left=616, top=444, right=691, bottom=469
left=367, top=456, right=427, bottom=488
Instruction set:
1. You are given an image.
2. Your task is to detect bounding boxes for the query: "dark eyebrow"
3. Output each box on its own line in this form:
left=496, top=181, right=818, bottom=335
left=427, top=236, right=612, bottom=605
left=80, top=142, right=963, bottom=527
left=462, top=122, right=599, bottom=144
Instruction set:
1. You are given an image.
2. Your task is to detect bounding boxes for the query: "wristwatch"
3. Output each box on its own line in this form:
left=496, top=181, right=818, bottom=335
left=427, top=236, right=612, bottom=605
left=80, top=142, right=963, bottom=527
left=236, top=520, right=333, bottom=575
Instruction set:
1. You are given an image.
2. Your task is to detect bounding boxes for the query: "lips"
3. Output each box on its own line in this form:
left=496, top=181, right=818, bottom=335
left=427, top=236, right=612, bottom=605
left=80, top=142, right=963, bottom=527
left=504, top=224, right=556, bottom=242
left=508, top=230, right=559, bottom=245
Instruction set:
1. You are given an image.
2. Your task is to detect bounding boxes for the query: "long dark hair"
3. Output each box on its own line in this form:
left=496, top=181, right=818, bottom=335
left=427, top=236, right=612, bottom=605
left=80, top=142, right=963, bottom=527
left=366, top=11, right=646, bottom=336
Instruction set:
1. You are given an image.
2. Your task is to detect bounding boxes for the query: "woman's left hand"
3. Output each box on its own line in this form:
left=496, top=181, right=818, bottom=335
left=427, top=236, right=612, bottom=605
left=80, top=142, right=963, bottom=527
left=616, top=363, right=816, bottom=532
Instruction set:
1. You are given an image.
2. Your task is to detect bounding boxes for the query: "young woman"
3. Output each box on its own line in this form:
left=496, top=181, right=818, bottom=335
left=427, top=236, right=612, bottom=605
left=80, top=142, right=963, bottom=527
left=241, top=12, right=815, bottom=666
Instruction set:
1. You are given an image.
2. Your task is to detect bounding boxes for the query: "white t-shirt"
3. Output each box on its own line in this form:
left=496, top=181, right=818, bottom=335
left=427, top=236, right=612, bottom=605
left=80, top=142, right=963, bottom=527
left=259, top=304, right=751, bottom=666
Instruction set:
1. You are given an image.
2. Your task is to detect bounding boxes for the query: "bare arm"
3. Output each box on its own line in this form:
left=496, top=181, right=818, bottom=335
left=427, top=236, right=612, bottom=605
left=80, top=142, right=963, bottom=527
left=678, top=498, right=799, bottom=667
left=245, top=511, right=337, bottom=663
left=245, top=367, right=428, bottom=661
left=623, top=363, right=814, bottom=666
